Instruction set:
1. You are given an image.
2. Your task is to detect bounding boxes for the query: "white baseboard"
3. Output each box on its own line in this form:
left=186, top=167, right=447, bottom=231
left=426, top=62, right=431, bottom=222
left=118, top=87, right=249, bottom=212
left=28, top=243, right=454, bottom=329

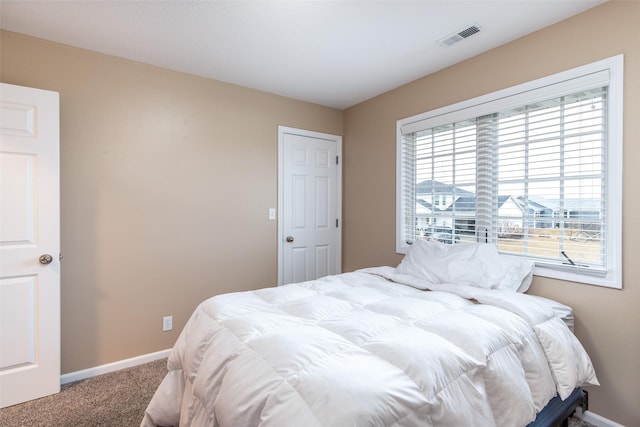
left=60, top=349, right=171, bottom=385
left=582, top=411, right=626, bottom=427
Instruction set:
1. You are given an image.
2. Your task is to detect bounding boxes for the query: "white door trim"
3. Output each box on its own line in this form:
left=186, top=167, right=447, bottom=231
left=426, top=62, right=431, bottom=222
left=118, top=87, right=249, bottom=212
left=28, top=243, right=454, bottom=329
left=277, top=126, right=342, bottom=285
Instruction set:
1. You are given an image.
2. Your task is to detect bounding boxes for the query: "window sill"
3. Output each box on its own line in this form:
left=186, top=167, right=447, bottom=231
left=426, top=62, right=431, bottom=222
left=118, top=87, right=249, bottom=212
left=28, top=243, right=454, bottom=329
left=533, top=263, right=621, bottom=289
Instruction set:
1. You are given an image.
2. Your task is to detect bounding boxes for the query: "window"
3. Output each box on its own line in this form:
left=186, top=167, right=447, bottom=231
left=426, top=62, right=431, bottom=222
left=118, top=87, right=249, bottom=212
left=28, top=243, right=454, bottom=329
left=397, top=55, right=623, bottom=288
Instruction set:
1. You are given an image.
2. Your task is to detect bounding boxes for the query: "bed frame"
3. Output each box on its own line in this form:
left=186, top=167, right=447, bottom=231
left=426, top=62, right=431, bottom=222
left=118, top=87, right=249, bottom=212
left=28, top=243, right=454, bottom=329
left=528, top=388, right=588, bottom=427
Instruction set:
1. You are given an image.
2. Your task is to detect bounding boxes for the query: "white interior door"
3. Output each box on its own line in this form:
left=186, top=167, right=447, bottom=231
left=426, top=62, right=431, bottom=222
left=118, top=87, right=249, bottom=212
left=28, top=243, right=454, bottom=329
left=278, top=127, right=341, bottom=285
left=0, top=83, right=60, bottom=408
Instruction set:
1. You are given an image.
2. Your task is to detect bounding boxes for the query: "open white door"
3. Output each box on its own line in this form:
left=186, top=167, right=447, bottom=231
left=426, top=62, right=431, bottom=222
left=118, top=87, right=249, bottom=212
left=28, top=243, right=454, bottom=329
left=278, top=126, right=341, bottom=285
left=0, top=83, right=60, bottom=408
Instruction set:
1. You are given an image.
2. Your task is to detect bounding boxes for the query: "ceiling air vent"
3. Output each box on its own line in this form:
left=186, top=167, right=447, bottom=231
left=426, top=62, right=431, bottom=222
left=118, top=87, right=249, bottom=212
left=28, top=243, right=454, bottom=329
left=437, top=25, right=481, bottom=47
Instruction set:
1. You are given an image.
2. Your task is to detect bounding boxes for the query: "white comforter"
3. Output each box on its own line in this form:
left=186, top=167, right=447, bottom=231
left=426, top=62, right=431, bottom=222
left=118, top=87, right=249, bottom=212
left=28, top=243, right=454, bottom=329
left=141, top=268, right=597, bottom=427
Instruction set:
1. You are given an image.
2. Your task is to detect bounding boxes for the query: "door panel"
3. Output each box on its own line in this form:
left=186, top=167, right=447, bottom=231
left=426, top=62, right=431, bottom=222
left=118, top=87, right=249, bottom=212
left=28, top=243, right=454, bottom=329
left=292, top=247, right=307, bottom=284
left=1, top=153, right=36, bottom=242
left=314, top=245, right=329, bottom=279
left=315, top=176, right=329, bottom=228
left=0, top=83, right=60, bottom=408
left=0, top=276, right=37, bottom=368
left=278, top=127, right=341, bottom=285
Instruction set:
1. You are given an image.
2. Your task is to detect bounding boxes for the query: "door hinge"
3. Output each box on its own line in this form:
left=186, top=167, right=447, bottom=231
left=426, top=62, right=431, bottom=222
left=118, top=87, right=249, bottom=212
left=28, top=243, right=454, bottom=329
left=336, top=218, right=339, bottom=228
left=336, top=156, right=339, bottom=165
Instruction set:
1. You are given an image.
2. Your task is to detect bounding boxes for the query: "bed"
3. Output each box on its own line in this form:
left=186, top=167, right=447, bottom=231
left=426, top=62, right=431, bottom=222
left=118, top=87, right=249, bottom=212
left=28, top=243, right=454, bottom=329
left=141, top=240, right=598, bottom=427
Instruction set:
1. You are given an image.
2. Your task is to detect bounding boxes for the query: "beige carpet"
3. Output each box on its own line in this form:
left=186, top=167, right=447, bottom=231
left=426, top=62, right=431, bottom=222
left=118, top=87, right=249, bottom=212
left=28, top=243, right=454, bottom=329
left=1, top=357, right=594, bottom=427
left=0, top=358, right=167, bottom=427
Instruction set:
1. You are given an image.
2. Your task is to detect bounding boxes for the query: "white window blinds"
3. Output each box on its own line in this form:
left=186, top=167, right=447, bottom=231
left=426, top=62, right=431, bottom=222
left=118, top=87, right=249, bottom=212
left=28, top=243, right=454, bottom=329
left=494, top=87, right=607, bottom=269
left=397, top=55, right=623, bottom=288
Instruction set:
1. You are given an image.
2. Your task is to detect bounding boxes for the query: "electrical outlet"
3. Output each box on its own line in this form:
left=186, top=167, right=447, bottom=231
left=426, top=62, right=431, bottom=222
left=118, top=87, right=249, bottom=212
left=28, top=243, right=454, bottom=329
left=162, top=316, right=173, bottom=332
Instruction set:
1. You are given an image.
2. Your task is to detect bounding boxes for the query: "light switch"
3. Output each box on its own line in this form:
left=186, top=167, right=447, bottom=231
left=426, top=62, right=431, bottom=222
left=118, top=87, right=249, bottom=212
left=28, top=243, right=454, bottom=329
left=268, top=208, right=276, bottom=220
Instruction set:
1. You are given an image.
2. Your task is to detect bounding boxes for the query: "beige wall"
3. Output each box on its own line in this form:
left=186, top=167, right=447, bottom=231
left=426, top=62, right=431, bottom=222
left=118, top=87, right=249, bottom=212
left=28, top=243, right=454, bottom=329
left=0, top=30, right=343, bottom=374
left=343, top=1, right=639, bottom=425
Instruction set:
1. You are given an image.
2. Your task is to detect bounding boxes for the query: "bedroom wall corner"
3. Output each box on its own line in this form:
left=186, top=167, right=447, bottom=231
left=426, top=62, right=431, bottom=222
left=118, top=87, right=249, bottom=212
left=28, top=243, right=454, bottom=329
left=341, top=2, right=640, bottom=426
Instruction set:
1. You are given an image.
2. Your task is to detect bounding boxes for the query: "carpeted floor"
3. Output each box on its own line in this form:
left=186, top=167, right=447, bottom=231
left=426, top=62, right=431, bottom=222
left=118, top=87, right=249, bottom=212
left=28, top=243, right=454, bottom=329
left=0, top=358, right=167, bottom=427
left=1, top=357, right=595, bottom=427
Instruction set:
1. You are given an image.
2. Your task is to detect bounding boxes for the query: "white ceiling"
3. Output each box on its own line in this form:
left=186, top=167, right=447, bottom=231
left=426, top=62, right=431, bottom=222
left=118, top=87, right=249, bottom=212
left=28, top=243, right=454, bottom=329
left=0, top=0, right=606, bottom=109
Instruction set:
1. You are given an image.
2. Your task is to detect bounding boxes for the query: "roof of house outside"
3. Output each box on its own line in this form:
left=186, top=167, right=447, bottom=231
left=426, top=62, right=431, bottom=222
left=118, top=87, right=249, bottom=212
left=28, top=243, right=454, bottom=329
left=416, top=182, right=601, bottom=214
left=417, top=199, right=433, bottom=210
left=563, top=198, right=602, bottom=211
left=416, top=180, right=474, bottom=196
left=443, top=196, right=476, bottom=212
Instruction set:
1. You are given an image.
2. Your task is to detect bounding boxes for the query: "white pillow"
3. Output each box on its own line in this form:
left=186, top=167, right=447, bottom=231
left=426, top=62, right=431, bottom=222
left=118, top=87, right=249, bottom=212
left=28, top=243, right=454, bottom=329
left=396, top=239, right=533, bottom=292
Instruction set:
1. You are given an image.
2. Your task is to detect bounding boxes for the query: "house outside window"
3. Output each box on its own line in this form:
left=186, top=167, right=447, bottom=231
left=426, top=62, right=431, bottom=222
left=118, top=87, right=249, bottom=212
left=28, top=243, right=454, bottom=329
left=396, top=56, right=623, bottom=288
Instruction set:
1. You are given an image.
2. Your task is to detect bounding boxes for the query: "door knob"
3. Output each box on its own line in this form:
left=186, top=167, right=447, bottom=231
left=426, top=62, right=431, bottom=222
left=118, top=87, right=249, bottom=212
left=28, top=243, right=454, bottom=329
left=39, top=254, right=53, bottom=265
left=286, top=236, right=294, bottom=243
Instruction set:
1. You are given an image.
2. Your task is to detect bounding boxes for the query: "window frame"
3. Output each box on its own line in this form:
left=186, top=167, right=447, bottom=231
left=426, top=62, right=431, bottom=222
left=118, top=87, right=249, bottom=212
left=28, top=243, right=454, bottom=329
left=396, top=55, right=623, bottom=289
